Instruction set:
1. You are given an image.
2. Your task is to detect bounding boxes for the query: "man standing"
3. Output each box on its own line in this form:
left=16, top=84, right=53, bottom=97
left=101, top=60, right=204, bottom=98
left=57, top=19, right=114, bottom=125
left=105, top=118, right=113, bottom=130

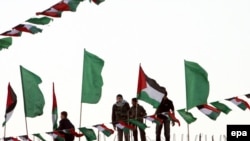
left=155, top=91, right=175, bottom=141
left=57, top=111, right=75, bottom=141
left=129, top=98, right=147, bottom=141
left=112, top=94, right=130, bottom=141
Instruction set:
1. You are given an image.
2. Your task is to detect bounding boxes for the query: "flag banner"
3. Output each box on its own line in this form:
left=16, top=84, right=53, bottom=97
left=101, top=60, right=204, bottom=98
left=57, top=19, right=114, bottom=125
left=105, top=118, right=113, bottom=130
left=226, top=97, right=250, bottom=110
left=47, top=131, right=65, bottom=141
left=79, top=127, right=97, bottom=141
left=177, top=109, right=196, bottom=124
left=62, top=128, right=84, bottom=137
left=81, top=49, right=104, bottom=104
left=115, top=121, right=135, bottom=134
left=20, top=66, right=45, bottom=117
left=128, top=119, right=147, bottom=130
left=0, top=37, right=12, bottom=50
left=2, top=83, right=17, bottom=127
left=93, top=124, right=114, bottom=137
left=1, top=29, right=22, bottom=37
left=13, top=24, right=42, bottom=34
left=52, top=83, right=58, bottom=130
left=167, top=111, right=181, bottom=126
left=185, top=60, right=209, bottom=110
left=144, top=115, right=163, bottom=125
left=26, top=17, right=53, bottom=25
left=36, top=8, right=62, bottom=17
left=197, top=104, right=221, bottom=120
left=4, top=137, right=20, bottom=141
left=19, top=135, right=31, bottom=141
left=137, top=65, right=166, bottom=108
left=33, top=134, right=46, bottom=141
left=90, top=0, right=105, bottom=5
left=210, top=101, right=231, bottom=114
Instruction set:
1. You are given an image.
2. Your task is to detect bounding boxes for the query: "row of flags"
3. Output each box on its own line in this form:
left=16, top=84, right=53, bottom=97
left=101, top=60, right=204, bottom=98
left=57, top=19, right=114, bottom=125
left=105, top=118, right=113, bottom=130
left=0, top=0, right=105, bottom=51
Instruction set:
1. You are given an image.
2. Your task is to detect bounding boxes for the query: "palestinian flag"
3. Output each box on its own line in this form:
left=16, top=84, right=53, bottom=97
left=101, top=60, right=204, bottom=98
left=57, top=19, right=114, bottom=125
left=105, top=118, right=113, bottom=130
left=53, top=0, right=81, bottom=12
left=115, top=121, right=135, bottom=134
left=13, top=24, right=42, bottom=34
left=245, top=93, right=250, bottom=99
left=26, top=17, right=53, bottom=25
left=52, top=83, right=58, bottom=130
left=167, top=111, right=181, bottom=126
left=93, top=124, right=114, bottom=137
left=197, top=104, right=221, bottom=120
left=63, top=128, right=84, bottom=137
left=1, top=29, right=22, bottom=37
left=144, top=115, right=163, bottom=125
left=19, top=135, right=31, bottom=141
left=226, top=97, right=250, bottom=110
left=47, top=131, right=65, bottom=141
left=90, top=0, right=105, bottom=5
left=210, top=101, right=231, bottom=114
left=137, top=65, right=166, bottom=108
left=33, top=133, right=46, bottom=141
left=78, top=127, right=97, bottom=141
left=128, top=119, right=147, bottom=130
left=177, top=109, right=197, bottom=124
left=4, top=137, right=20, bottom=141
left=2, top=83, right=17, bottom=127
left=36, top=8, right=62, bottom=18
left=0, top=37, right=12, bottom=50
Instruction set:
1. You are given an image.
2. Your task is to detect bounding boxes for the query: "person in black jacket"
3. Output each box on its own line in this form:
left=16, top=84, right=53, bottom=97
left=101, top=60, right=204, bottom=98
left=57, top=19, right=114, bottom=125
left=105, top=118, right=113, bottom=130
left=112, top=94, right=130, bottom=141
left=57, top=111, right=75, bottom=141
left=155, top=90, right=175, bottom=141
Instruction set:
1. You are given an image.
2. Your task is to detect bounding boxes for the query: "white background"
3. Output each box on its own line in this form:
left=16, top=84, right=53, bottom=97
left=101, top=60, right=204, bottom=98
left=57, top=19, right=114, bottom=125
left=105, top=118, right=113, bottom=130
left=0, top=0, right=250, bottom=140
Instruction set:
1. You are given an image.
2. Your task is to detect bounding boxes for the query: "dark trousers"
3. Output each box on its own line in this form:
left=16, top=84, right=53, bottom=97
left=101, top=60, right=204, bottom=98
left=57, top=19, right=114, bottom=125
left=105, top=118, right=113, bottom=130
left=156, top=119, right=170, bottom=141
left=132, top=126, right=146, bottom=141
left=117, top=128, right=130, bottom=141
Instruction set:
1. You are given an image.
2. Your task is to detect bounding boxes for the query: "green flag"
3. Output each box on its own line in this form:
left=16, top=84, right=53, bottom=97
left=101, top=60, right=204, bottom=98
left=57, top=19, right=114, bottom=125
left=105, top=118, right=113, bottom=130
left=33, top=133, right=46, bottom=141
left=210, top=101, right=231, bottom=114
left=20, top=66, right=45, bottom=117
left=128, top=119, right=147, bottom=130
left=185, top=60, right=209, bottom=110
left=26, top=17, right=53, bottom=25
left=177, top=109, right=197, bottom=124
left=0, top=37, right=12, bottom=50
left=81, top=49, right=104, bottom=104
left=79, top=127, right=97, bottom=141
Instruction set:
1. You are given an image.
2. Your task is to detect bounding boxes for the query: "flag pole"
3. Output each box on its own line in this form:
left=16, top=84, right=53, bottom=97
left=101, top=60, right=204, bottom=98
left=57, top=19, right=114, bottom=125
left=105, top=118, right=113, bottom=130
left=4, top=125, right=6, bottom=138
left=79, top=103, right=83, bottom=141
left=20, top=66, right=29, bottom=136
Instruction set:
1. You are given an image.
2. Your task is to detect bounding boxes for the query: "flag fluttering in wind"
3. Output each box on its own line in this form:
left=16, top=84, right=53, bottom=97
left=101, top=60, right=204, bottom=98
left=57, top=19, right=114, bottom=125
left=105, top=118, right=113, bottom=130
left=177, top=109, right=196, bottom=124
left=144, top=115, right=163, bottom=125
left=79, top=127, right=97, bottom=141
left=210, top=101, right=231, bottom=114
left=20, top=66, right=45, bottom=117
left=226, top=97, right=250, bottom=110
left=36, top=8, right=62, bottom=17
left=1, top=29, right=22, bottom=37
left=128, top=119, right=147, bottom=130
left=62, top=128, right=84, bottom=137
left=81, top=49, right=104, bottom=104
left=4, top=137, right=20, bottom=141
left=26, top=17, right=53, bottom=25
left=19, top=135, right=31, bottom=141
left=52, top=83, right=58, bottom=130
left=137, top=65, right=166, bottom=108
left=185, top=60, right=209, bottom=110
left=90, top=0, right=105, bottom=5
left=2, top=83, right=17, bottom=127
left=47, top=131, right=65, bottom=141
left=245, top=93, right=250, bottom=99
left=115, top=121, right=135, bottom=134
left=93, top=124, right=114, bottom=137
left=53, top=0, right=81, bottom=12
left=167, top=111, right=181, bottom=126
left=13, top=24, right=42, bottom=34
left=0, top=37, right=12, bottom=51
left=197, top=104, right=221, bottom=120
left=33, top=133, right=46, bottom=141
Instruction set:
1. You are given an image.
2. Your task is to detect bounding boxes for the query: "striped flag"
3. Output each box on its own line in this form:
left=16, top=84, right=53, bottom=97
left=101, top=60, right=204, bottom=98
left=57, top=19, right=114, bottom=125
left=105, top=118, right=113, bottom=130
left=52, top=83, right=58, bottom=130
left=93, top=124, right=114, bottom=137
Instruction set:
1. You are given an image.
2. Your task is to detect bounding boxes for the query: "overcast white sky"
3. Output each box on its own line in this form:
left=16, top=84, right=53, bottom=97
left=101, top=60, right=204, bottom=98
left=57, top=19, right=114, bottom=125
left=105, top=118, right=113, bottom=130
left=0, top=0, right=250, bottom=141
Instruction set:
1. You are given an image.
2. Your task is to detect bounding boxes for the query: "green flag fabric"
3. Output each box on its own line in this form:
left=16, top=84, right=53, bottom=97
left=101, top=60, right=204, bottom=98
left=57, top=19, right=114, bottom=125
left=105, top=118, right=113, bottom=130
left=177, top=109, right=197, bottom=124
left=185, top=60, right=209, bottom=110
left=79, top=127, right=97, bottom=141
left=81, top=49, right=104, bottom=104
left=20, top=66, right=45, bottom=117
left=210, top=101, right=231, bottom=114
left=128, top=119, right=147, bottom=130
left=26, top=17, right=53, bottom=25
left=0, top=37, right=12, bottom=50
left=33, top=133, right=46, bottom=141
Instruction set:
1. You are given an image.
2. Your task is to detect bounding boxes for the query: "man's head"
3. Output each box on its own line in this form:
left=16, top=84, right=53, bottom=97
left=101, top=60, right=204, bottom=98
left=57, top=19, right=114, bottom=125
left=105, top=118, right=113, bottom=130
left=116, top=94, right=123, bottom=103
left=61, top=111, right=68, bottom=119
left=131, top=98, right=138, bottom=106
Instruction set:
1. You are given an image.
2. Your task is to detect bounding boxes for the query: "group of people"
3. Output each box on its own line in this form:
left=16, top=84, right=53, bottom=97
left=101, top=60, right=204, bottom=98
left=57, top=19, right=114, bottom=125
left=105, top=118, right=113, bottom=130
left=55, top=91, right=175, bottom=141
left=112, top=92, right=175, bottom=141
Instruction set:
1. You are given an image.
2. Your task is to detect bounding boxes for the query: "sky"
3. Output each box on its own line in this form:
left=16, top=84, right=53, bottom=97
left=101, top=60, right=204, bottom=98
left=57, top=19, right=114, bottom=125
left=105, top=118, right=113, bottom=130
left=0, top=0, right=250, bottom=141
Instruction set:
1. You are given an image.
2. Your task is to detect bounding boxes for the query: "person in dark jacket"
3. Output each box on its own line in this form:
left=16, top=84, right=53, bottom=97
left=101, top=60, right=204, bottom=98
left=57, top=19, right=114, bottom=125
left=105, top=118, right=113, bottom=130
left=112, top=94, right=130, bottom=141
left=57, top=111, right=75, bottom=141
left=128, top=98, right=147, bottom=141
left=155, top=90, right=175, bottom=141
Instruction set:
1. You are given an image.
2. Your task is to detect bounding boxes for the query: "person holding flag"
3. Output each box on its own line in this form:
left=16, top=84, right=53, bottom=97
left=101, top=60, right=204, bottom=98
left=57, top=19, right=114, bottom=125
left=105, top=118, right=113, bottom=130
left=155, top=88, right=175, bottom=141
left=57, top=111, right=75, bottom=141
